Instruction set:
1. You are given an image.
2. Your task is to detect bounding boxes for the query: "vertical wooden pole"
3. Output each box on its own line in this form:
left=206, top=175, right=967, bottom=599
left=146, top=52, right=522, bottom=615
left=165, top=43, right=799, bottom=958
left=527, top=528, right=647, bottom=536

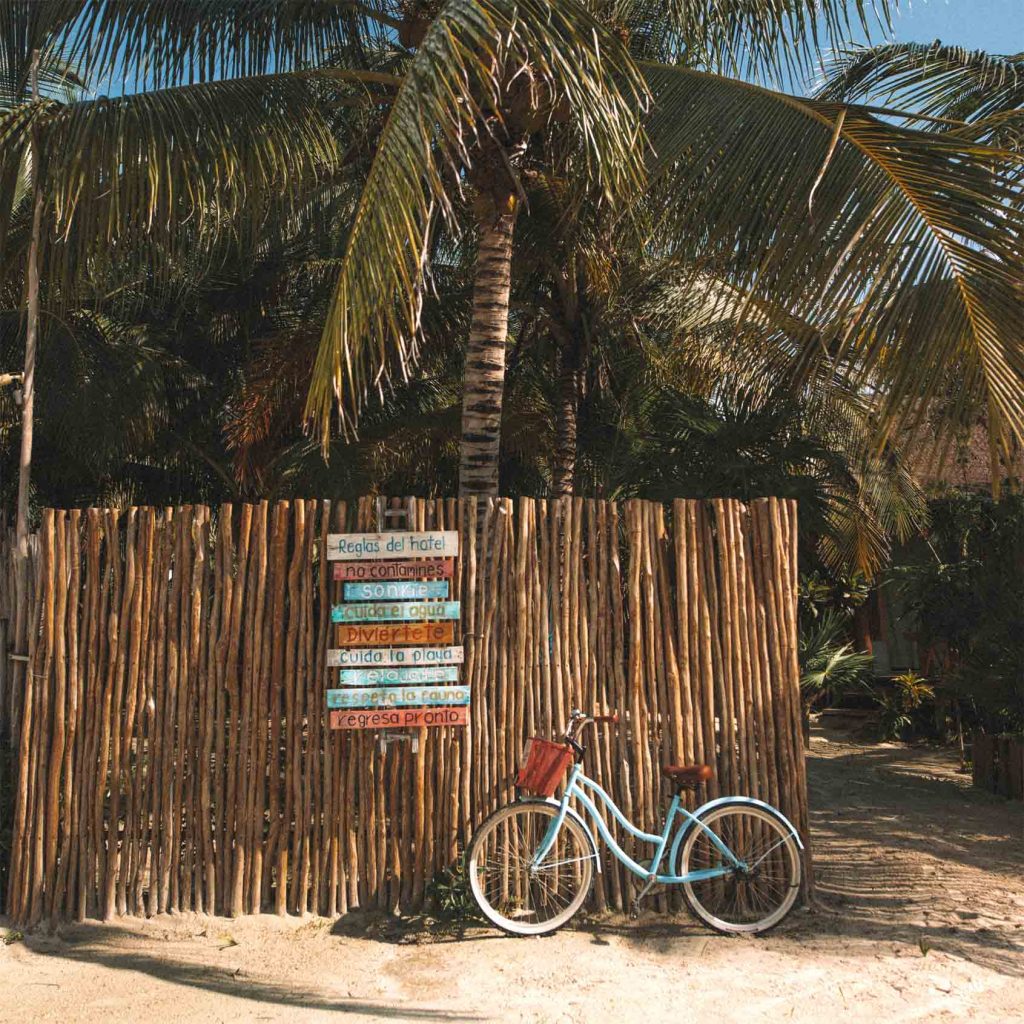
left=15, top=51, right=43, bottom=562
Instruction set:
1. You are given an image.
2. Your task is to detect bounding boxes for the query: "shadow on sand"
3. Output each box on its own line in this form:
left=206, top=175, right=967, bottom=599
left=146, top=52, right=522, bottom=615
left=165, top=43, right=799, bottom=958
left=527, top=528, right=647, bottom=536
left=16, top=921, right=481, bottom=1020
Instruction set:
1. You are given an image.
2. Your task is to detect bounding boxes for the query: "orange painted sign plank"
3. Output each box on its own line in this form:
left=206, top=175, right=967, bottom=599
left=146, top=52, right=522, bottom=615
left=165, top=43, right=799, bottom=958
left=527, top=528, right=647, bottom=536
left=329, top=705, right=469, bottom=730
left=333, top=558, right=454, bottom=582
left=334, top=621, right=455, bottom=646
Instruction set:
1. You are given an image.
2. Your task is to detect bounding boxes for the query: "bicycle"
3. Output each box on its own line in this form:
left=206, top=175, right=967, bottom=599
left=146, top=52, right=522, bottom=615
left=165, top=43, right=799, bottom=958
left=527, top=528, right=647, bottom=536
left=468, top=709, right=803, bottom=936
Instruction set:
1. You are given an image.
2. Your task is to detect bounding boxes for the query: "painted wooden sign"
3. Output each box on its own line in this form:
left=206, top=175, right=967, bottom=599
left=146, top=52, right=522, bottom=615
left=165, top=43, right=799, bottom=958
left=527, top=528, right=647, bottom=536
left=329, top=705, right=469, bottom=730
left=339, top=666, right=459, bottom=685
left=327, top=645, right=464, bottom=667
left=327, top=685, right=470, bottom=709
left=334, top=622, right=455, bottom=646
left=326, top=527, right=465, bottom=730
left=343, top=580, right=449, bottom=602
left=332, top=600, right=460, bottom=624
left=327, top=531, right=459, bottom=561
left=333, top=558, right=454, bottom=582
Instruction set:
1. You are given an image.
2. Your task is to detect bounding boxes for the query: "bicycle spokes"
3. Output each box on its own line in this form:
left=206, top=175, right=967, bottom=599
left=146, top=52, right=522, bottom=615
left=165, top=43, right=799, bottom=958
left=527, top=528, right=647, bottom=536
left=681, top=806, right=801, bottom=932
left=468, top=803, right=595, bottom=935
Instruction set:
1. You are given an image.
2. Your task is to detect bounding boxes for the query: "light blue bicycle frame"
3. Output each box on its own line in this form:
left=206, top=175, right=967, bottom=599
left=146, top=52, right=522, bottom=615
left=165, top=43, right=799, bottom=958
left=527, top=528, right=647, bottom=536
left=530, top=762, right=801, bottom=885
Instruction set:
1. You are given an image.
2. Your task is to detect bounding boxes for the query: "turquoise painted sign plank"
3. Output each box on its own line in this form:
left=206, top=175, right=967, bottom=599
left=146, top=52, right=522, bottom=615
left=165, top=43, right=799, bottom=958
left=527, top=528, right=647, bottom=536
left=343, top=580, right=449, bottom=602
left=326, top=685, right=471, bottom=709
left=327, top=645, right=464, bottom=667
left=339, top=666, right=459, bottom=686
left=331, top=600, right=460, bottom=623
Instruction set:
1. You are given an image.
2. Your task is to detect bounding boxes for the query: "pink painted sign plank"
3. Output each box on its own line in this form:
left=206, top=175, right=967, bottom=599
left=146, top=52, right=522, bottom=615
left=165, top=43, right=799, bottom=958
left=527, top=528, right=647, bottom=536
left=328, top=705, right=469, bottom=730
left=333, top=558, right=454, bottom=582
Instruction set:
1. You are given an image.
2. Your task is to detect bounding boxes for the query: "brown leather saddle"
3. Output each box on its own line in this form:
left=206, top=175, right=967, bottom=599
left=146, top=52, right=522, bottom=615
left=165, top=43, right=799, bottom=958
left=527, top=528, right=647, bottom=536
left=662, top=763, right=713, bottom=789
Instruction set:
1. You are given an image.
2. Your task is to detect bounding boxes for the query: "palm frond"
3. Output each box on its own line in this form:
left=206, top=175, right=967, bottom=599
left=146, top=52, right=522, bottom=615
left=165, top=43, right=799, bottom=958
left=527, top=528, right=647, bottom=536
left=2, top=72, right=350, bottom=292
left=618, top=0, right=894, bottom=83
left=306, top=0, right=648, bottom=439
left=818, top=42, right=1024, bottom=124
left=644, top=63, right=1024, bottom=465
left=56, top=1, right=383, bottom=88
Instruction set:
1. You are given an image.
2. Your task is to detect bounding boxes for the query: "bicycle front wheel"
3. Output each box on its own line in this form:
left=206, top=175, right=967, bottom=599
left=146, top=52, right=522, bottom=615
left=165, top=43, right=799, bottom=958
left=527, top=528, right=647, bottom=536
left=680, top=803, right=802, bottom=934
left=468, top=801, right=595, bottom=936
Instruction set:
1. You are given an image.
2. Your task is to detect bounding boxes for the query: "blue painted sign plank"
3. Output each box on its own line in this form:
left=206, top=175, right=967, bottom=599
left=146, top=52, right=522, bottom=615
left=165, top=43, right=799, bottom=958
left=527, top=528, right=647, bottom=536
left=326, top=685, right=471, bottom=709
left=339, top=666, right=459, bottom=686
left=327, top=645, right=464, bottom=667
left=343, top=580, right=450, bottom=602
left=331, top=600, right=460, bottom=623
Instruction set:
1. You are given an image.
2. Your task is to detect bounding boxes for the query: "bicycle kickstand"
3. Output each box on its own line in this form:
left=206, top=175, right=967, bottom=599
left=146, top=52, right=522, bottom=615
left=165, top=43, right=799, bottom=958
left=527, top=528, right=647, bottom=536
left=630, top=876, right=658, bottom=920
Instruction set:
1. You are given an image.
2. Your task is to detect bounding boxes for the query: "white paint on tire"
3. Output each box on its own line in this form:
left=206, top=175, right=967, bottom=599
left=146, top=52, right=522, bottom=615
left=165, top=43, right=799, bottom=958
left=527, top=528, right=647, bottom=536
left=680, top=804, right=801, bottom=934
left=468, top=802, right=595, bottom=936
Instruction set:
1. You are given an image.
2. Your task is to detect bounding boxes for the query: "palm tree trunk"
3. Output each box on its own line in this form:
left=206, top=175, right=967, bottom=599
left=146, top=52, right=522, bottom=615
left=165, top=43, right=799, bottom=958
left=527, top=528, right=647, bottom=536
left=16, top=50, right=42, bottom=558
left=552, top=361, right=579, bottom=496
left=459, top=203, right=517, bottom=496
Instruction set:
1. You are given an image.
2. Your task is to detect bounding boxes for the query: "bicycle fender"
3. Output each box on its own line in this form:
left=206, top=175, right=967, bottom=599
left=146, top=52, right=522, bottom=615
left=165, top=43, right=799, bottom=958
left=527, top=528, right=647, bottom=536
left=525, top=797, right=603, bottom=874
left=668, top=795, right=804, bottom=872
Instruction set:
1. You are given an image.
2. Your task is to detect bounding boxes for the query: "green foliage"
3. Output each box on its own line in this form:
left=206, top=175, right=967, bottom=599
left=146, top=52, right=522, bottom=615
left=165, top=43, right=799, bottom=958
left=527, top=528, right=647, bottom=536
left=892, top=491, right=1024, bottom=732
left=874, top=672, right=935, bottom=741
left=425, top=852, right=482, bottom=930
left=0, top=2, right=1018, bottom=567
left=799, top=570, right=872, bottom=620
left=819, top=41, right=1024, bottom=142
left=799, top=609, right=874, bottom=710
left=307, top=0, right=648, bottom=437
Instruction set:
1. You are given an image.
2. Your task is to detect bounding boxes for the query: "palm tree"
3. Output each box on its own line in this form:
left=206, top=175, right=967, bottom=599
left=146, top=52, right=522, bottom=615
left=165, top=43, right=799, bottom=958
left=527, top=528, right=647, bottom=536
left=306, top=1, right=1024, bottom=497
left=0, top=1, right=414, bottom=527
left=306, top=0, right=647, bottom=494
left=5, top=4, right=1022, bottom=509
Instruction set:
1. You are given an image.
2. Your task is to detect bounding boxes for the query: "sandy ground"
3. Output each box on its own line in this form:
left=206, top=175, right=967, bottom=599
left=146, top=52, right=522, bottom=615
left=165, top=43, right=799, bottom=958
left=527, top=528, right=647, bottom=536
left=3, top=731, right=1023, bottom=1023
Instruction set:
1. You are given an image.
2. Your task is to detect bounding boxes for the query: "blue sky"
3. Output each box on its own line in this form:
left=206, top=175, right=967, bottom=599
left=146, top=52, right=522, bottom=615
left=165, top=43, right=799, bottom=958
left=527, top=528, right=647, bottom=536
left=864, top=0, right=1024, bottom=52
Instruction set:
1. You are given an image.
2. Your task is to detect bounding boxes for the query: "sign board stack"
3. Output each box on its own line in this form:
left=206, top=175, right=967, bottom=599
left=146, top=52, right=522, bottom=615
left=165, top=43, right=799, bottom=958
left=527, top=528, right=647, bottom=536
left=326, top=530, right=468, bottom=730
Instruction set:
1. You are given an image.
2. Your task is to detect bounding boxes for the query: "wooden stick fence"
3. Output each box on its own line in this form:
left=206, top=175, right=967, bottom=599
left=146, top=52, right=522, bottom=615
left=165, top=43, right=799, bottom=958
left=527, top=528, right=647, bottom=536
left=4, top=496, right=810, bottom=925
left=972, top=731, right=1024, bottom=800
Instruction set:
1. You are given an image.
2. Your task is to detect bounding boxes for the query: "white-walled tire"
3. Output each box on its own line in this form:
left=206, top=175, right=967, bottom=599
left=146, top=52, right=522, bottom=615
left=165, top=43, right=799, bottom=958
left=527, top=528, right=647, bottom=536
left=680, top=804, right=801, bottom=934
left=468, top=801, right=595, bottom=936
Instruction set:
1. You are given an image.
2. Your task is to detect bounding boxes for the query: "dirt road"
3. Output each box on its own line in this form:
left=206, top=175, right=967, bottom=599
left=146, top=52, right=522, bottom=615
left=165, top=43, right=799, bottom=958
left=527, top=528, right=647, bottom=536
left=3, top=735, right=1022, bottom=1023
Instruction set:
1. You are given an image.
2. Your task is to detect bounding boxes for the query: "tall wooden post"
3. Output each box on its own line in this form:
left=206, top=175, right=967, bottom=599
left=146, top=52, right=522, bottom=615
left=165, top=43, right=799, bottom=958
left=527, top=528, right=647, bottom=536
left=9, top=50, right=44, bottom=743
left=16, top=49, right=43, bottom=558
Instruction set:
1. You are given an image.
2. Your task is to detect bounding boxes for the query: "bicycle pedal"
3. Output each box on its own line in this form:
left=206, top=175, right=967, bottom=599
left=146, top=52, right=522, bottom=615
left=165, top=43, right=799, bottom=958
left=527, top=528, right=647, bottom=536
left=628, top=899, right=641, bottom=921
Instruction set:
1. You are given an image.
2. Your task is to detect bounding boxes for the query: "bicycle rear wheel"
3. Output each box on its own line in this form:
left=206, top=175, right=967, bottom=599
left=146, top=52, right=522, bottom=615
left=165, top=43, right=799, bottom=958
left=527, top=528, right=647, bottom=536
left=680, top=803, right=801, bottom=934
left=468, top=801, right=595, bottom=936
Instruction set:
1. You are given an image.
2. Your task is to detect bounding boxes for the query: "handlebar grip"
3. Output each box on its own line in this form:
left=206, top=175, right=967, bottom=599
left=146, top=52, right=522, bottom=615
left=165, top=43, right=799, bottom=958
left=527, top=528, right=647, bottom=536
left=593, top=712, right=619, bottom=724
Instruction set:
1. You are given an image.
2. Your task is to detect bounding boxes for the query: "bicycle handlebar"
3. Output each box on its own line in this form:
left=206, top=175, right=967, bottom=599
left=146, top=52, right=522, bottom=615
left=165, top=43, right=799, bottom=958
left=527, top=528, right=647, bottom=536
left=564, top=709, right=618, bottom=743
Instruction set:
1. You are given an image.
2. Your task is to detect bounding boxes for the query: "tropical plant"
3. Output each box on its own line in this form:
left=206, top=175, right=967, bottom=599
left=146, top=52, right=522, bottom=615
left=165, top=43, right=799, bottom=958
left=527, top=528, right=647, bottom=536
left=799, top=609, right=874, bottom=715
left=0, top=1, right=406, bottom=524
left=1, top=3, right=1022, bottom=535
left=817, top=39, right=1024, bottom=485
left=305, top=1, right=1024, bottom=498
left=819, top=40, right=1024, bottom=144
left=891, top=490, right=1024, bottom=733
left=874, top=672, right=935, bottom=741
left=425, top=852, right=482, bottom=931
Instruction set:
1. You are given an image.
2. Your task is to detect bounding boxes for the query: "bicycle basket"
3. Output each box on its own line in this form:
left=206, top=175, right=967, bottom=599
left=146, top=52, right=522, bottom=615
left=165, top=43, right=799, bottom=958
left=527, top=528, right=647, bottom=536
left=515, top=738, right=574, bottom=797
